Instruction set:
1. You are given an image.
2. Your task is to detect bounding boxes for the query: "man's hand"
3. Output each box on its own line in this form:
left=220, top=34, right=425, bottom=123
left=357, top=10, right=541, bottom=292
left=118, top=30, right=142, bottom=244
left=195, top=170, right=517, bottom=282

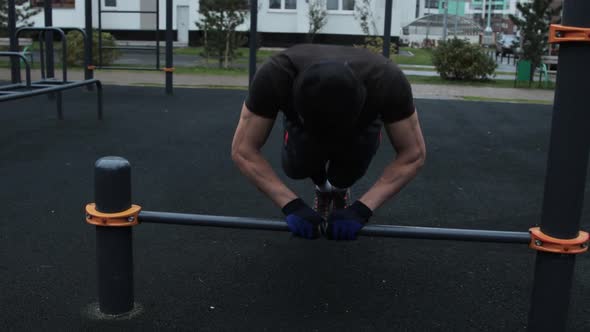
left=326, top=201, right=373, bottom=240
left=282, top=198, right=324, bottom=239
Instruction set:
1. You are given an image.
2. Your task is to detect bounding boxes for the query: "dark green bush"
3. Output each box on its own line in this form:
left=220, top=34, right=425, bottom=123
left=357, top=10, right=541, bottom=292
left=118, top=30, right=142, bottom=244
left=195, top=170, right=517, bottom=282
left=66, top=30, right=119, bottom=67
left=432, top=38, right=497, bottom=80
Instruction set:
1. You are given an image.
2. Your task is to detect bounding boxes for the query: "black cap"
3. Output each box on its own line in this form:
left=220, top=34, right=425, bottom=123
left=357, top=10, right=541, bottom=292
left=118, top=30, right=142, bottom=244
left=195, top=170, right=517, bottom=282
left=292, top=61, right=366, bottom=137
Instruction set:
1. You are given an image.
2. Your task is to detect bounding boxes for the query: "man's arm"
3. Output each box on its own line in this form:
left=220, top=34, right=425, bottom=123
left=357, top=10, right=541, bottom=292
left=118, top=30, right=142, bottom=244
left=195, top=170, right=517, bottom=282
left=358, top=110, right=426, bottom=211
left=231, top=103, right=298, bottom=209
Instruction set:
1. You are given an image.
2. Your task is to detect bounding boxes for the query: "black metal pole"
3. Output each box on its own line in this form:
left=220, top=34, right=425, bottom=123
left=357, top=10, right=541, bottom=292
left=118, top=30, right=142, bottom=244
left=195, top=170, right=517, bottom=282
left=156, top=0, right=161, bottom=70
left=138, top=210, right=531, bottom=244
left=165, top=0, right=173, bottom=95
left=98, top=0, right=103, bottom=68
left=85, top=0, right=94, bottom=80
left=249, top=0, right=258, bottom=86
left=8, top=0, right=19, bottom=83
left=94, top=157, right=135, bottom=315
left=382, top=0, right=393, bottom=58
left=44, top=0, right=55, bottom=79
left=527, top=1, right=590, bottom=331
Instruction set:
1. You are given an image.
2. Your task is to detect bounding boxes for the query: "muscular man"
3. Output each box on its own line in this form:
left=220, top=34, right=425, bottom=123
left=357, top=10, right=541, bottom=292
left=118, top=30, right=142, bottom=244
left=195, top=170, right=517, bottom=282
left=231, top=44, right=426, bottom=240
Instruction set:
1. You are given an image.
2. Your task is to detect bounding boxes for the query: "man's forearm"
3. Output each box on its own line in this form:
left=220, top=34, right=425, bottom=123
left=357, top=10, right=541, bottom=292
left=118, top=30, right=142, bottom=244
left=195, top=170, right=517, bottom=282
left=359, top=157, right=424, bottom=212
left=232, top=150, right=298, bottom=209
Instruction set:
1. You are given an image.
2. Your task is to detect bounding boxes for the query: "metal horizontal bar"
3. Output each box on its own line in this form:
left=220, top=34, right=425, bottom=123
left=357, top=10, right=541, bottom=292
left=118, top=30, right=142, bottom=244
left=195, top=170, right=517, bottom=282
left=96, top=66, right=160, bottom=71
left=0, top=91, right=20, bottom=95
left=101, top=10, right=157, bottom=14
left=138, top=211, right=532, bottom=244
left=140, top=211, right=289, bottom=232
left=101, top=46, right=159, bottom=51
left=0, top=79, right=100, bottom=102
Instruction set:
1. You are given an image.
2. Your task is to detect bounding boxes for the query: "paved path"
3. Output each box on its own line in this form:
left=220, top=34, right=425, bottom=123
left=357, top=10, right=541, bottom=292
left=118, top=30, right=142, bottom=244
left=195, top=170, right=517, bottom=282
left=0, top=68, right=555, bottom=103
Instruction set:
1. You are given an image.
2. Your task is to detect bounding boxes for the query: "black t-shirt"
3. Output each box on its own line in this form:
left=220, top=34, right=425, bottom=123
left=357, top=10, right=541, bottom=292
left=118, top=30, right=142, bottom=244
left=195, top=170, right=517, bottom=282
left=245, top=44, right=415, bottom=128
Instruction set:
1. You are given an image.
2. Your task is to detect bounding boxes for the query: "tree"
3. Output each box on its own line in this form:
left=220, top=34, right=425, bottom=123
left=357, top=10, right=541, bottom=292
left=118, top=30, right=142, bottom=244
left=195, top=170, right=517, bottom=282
left=307, top=0, right=327, bottom=43
left=509, top=0, right=561, bottom=82
left=196, top=0, right=248, bottom=69
left=354, top=0, right=377, bottom=37
left=0, top=0, right=40, bottom=37
left=353, top=0, right=397, bottom=57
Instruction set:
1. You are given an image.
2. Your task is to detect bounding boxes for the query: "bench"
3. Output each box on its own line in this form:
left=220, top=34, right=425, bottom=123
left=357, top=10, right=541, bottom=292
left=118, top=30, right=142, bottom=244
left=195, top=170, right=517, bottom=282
left=540, top=55, right=558, bottom=82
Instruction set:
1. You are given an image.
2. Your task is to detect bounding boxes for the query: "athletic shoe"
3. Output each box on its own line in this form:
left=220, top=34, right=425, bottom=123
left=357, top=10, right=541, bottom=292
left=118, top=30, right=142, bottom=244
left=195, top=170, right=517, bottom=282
left=332, top=188, right=351, bottom=209
left=313, top=189, right=333, bottom=221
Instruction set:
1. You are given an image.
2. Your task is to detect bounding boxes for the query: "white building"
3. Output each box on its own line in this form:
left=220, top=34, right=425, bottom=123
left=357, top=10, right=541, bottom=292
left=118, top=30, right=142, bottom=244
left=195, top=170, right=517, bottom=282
left=26, top=0, right=420, bottom=45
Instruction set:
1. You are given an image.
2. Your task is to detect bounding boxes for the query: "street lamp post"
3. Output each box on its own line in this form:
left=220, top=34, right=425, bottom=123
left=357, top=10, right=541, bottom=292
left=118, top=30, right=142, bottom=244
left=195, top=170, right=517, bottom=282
left=485, top=0, right=493, bottom=44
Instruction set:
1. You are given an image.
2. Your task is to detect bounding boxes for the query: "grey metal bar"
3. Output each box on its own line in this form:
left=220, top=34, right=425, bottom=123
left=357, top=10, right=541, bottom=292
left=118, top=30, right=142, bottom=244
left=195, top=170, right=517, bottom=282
left=16, top=28, right=68, bottom=82
left=527, top=0, right=590, bottom=331
left=101, top=10, right=158, bottom=14
left=0, top=52, right=32, bottom=88
left=101, top=46, right=160, bottom=51
left=0, top=80, right=99, bottom=101
left=96, top=66, right=161, bottom=71
left=138, top=210, right=532, bottom=244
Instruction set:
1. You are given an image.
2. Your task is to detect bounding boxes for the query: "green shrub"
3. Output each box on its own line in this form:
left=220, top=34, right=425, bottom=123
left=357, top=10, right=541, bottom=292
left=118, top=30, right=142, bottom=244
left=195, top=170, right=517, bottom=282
left=432, top=38, right=497, bottom=80
left=65, top=30, right=119, bottom=67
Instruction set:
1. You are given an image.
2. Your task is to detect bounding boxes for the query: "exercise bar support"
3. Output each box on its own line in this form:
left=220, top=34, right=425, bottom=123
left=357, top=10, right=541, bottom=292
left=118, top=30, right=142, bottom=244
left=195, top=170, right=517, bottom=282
left=93, top=157, right=135, bottom=315
left=527, top=0, right=590, bottom=331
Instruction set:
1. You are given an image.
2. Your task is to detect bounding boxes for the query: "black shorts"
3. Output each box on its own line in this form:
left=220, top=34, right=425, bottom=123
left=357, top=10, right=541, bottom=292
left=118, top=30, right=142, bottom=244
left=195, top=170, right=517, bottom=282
left=281, top=117, right=382, bottom=188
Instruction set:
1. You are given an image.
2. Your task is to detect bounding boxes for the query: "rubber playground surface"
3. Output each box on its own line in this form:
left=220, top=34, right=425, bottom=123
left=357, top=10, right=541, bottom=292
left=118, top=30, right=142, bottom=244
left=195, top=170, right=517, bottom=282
left=1, top=86, right=589, bottom=331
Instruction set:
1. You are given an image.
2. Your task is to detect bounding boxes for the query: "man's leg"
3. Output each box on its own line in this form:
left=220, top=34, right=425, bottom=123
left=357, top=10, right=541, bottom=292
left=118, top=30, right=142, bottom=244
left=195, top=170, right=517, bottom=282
left=327, top=121, right=382, bottom=208
left=281, top=117, right=332, bottom=219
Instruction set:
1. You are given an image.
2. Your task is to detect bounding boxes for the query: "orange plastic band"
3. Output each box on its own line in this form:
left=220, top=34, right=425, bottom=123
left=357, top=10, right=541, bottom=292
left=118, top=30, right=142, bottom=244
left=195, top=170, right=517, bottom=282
left=87, top=65, right=97, bottom=71
left=549, top=24, right=590, bottom=44
left=85, top=203, right=142, bottom=227
left=529, top=227, right=589, bottom=254
left=162, top=67, right=175, bottom=73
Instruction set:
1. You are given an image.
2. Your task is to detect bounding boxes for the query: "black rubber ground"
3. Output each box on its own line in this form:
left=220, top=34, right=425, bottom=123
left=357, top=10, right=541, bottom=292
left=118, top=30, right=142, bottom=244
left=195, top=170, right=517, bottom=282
left=0, top=86, right=588, bottom=331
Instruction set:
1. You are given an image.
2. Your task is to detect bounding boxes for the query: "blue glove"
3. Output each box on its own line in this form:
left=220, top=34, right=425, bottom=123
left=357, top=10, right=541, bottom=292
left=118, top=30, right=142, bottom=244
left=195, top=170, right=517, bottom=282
left=282, top=198, right=324, bottom=239
left=326, top=201, right=372, bottom=240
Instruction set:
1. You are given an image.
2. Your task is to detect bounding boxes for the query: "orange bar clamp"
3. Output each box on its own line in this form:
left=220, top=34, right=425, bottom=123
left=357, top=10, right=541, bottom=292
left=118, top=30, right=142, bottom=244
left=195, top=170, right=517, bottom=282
left=86, top=203, right=142, bottom=227
left=549, top=24, right=590, bottom=44
left=529, top=227, right=589, bottom=254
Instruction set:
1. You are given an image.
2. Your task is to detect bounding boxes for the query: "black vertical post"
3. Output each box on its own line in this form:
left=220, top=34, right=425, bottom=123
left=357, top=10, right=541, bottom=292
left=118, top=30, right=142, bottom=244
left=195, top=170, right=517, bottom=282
left=85, top=0, right=94, bottom=80
left=94, top=157, right=135, bottom=315
left=8, top=0, right=19, bottom=83
left=249, top=0, right=258, bottom=86
left=156, top=0, right=161, bottom=70
left=98, top=0, right=103, bottom=67
left=44, top=0, right=55, bottom=79
left=527, top=1, right=590, bottom=331
left=165, top=0, right=173, bottom=95
left=382, top=0, right=392, bottom=58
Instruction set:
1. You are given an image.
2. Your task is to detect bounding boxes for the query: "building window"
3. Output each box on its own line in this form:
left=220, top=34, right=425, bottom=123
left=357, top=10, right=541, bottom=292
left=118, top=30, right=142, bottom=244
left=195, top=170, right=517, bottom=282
left=105, top=0, right=116, bottom=7
left=327, top=0, right=355, bottom=11
left=425, top=0, right=439, bottom=9
left=30, top=0, right=75, bottom=8
left=269, top=0, right=296, bottom=10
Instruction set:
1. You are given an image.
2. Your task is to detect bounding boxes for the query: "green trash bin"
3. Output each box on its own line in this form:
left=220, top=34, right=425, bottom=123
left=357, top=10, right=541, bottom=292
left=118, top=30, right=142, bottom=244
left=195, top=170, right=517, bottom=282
left=515, top=59, right=532, bottom=87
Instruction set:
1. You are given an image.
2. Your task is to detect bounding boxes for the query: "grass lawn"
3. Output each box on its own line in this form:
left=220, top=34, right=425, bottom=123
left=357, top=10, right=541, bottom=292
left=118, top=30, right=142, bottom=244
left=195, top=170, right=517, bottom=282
left=393, top=47, right=434, bottom=66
